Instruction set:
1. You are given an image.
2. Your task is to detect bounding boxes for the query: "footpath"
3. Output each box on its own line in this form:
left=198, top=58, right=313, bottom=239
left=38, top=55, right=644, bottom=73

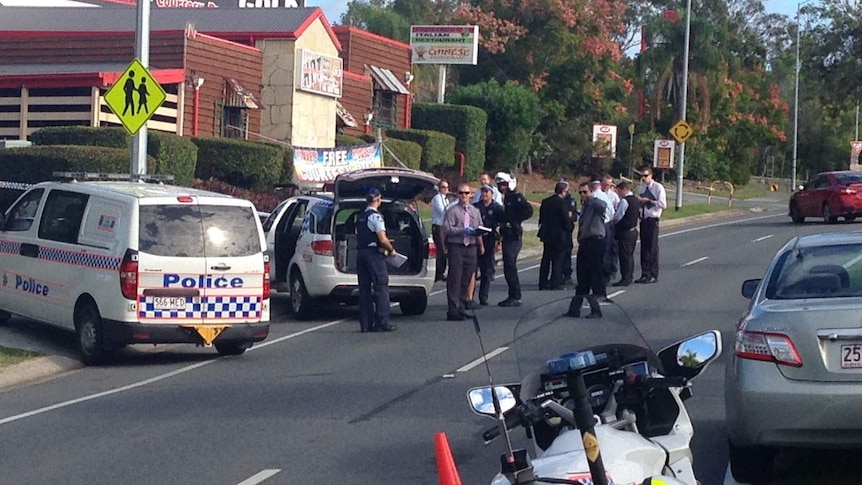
left=0, top=194, right=782, bottom=390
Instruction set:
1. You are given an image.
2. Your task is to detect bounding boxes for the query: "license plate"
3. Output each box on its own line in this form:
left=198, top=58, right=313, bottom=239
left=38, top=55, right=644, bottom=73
left=153, top=296, right=187, bottom=311
left=841, top=344, right=862, bottom=368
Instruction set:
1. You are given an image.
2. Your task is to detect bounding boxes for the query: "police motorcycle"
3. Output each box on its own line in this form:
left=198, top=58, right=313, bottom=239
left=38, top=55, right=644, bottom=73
left=467, top=297, right=722, bottom=485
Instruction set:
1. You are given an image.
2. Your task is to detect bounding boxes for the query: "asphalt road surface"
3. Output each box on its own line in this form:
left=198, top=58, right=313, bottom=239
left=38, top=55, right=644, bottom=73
left=2, top=202, right=862, bottom=485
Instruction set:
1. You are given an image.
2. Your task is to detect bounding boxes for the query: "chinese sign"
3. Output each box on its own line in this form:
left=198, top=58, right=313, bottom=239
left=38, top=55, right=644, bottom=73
left=410, top=25, right=479, bottom=65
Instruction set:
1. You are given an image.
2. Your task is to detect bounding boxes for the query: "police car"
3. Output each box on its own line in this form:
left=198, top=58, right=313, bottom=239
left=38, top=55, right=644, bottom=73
left=262, top=168, right=438, bottom=319
left=0, top=174, right=270, bottom=364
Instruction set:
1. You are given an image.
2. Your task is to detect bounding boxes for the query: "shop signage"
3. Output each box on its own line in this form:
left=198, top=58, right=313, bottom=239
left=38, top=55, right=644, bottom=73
left=297, top=49, right=343, bottom=98
left=293, top=143, right=382, bottom=184
left=410, top=25, right=479, bottom=65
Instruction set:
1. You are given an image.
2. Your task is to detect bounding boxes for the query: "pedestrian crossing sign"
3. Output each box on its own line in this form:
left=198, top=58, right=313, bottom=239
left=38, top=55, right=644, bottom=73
left=104, top=59, right=167, bottom=135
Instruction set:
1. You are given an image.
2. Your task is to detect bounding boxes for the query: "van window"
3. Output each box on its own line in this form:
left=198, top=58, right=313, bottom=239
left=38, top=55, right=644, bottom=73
left=139, top=204, right=261, bottom=258
left=4, top=188, right=44, bottom=232
left=38, top=190, right=89, bottom=243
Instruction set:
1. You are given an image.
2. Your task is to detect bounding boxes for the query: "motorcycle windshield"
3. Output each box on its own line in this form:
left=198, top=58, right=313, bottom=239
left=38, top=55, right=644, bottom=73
left=514, top=297, right=661, bottom=399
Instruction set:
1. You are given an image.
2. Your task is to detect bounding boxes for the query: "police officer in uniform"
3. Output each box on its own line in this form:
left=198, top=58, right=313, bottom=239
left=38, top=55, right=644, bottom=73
left=560, top=178, right=578, bottom=285
left=356, top=188, right=397, bottom=333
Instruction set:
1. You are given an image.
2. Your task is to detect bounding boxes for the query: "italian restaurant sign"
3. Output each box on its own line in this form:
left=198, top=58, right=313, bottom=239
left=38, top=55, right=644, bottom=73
left=293, top=143, right=382, bottom=184
left=410, top=25, right=479, bottom=65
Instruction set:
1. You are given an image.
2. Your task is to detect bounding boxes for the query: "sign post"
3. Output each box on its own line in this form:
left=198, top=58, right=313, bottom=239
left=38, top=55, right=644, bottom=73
left=410, top=25, right=479, bottom=104
left=133, top=0, right=150, bottom=176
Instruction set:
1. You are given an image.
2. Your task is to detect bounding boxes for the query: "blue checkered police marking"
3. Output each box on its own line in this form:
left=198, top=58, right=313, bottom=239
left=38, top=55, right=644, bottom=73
left=0, top=239, right=21, bottom=255
left=38, top=246, right=121, bottom=271
left=138, top=295, right=261, bottom=319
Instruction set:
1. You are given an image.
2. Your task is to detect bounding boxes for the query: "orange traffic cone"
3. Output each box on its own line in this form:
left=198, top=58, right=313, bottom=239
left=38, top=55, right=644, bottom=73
left=435, top=432, right=462, bottom=485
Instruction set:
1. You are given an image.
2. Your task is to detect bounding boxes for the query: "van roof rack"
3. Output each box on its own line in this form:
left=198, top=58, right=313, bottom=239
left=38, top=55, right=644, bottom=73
left=52, top=172, right=175, bottom=183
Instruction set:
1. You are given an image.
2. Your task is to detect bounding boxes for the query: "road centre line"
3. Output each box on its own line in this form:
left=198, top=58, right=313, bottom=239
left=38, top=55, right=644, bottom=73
left=1, top=212, right=784, bottom=427
left=456, top=347, right=509, bottom=373
left=236, top=470, right=281, bottom=485
left=752, top=234, right=774, bottom=242
left=682, top=257, right=709, bottom=267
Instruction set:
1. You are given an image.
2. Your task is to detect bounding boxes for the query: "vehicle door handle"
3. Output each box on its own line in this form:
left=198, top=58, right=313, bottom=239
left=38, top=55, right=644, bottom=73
left=210, top=264, right=231, bottom=271
left=20, top=243, right=38, bottom=258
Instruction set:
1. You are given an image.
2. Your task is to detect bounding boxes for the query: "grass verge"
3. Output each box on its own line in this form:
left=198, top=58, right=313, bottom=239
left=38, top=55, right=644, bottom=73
left=0, top=345, right=42, bottom=369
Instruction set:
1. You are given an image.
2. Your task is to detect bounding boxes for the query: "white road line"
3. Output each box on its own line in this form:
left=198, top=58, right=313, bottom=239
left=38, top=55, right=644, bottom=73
left=236, top=469, right=281, bottom=485
left=606, top=290, right=625, bottom=299
left=681, top=256, right=709, bottom=267
left=455, top=347, right=509, bottom=373
left=752, top=234, right=774, bottom=242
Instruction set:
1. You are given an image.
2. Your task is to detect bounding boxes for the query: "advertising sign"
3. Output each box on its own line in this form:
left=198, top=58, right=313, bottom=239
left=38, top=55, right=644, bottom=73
left=851, top=141, right=862, bottom=170
left=410, top=25, right=479, bottom=65
left=653, top=139, right=675, bottom=169
left=297, top=49, right=343, bottom=98
left=293, top=143, right=382, bottom=184
left=592, top=124, right=617, bottom=158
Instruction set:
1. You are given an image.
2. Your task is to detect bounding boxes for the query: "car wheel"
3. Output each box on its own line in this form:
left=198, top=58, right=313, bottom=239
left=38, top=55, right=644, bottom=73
left=789, top=202, right=805, bottom=223
left=0, top=310, right=11, bottom=323
left=290, top=270, right=314, bottom=320
left=75, top=303, right=107, bottom=366
left=400, top=295, right=428, bottom=316
left=215, top=341, right=250, bottom=356
left=728, top=440, right=775, bottom=483
left=823, top=204, right=838, bottom=223
left=846, top=215, right=857, bottom=222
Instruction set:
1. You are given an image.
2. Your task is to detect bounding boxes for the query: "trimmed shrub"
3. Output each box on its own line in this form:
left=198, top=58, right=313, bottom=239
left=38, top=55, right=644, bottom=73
left=193, top=178, right=288, bottom=213
left=360, top=135, right=422, bottom=170
left=148, top=131, right=197, bottom=187
left=30, top=126, right=130, bottom=149
left=385, top=129, right=455, bottom=172
left=411, top=103, right=487, bottom=179
left=0, top=145, right=155, bottom=211
left=191, top=137, right=282, bottom=190
left=335, top=134, right=367, bottom=147
left=280, top=145, right=294, bottom=184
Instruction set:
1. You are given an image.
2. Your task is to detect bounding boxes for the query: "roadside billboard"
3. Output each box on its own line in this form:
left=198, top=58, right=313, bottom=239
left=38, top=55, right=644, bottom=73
left=410, top=25, right=479, bottom=65
left=592, top=124, right=617, bottom=158
left=653, top=139, right=675, bottom=169
left=297, top=49, right=343, bottom=98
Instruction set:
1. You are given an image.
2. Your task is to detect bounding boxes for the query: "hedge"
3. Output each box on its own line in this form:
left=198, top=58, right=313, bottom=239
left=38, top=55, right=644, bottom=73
left=411, top=103, right=487, bottom=179
left=335, top=134, right=367, bottom=147
left=0, top=145, right=155, bottom=212
left=191, top=137, right=283, bottom=190
left=360, top=135, right=422, bottom=170
left=385, top=129, right=455, bottom=172
left=30, top=126, right=130, bottom=149
left=147, top=131, right=197, bottom=187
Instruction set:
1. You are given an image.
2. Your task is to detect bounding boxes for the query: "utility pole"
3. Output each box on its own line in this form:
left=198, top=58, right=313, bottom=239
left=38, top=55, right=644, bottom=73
left=792, top=2, right=802, bottom=191
left=675, top=0, right=691, bottom=210
left=131, top=0, right=150, bottom=176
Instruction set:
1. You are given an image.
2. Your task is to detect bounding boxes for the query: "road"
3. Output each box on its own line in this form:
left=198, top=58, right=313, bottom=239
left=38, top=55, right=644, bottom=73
left=1, top=201, right=861, bottom=485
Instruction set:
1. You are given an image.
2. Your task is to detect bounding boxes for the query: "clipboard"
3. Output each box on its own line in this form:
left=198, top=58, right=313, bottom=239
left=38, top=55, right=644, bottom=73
left=386, top=252, right=408, bottom=268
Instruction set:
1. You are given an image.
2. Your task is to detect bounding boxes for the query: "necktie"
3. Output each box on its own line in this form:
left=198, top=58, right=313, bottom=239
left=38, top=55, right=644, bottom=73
left=464, top=207, right=471, bottom=246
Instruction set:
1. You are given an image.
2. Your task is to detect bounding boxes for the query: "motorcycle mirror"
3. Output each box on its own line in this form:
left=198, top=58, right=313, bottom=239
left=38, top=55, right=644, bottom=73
left=657, top=330, right=722, bottom=380
left=467, top=386, right=517, bottom=418
left=741, top=278, right=761, bottom=298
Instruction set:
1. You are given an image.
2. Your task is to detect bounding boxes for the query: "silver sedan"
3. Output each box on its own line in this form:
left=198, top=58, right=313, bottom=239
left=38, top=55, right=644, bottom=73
left=726, top=231, right=862, bottom=484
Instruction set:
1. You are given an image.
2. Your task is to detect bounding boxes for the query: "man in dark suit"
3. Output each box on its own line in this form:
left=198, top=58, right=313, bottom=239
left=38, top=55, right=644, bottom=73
left=538, top=181, right=574, bottom=290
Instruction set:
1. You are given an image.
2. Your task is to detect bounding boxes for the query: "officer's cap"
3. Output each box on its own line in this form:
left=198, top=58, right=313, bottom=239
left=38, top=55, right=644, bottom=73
left=480, top=184, right=494, bottom=192
left=366, top=187, right=382, bottom=202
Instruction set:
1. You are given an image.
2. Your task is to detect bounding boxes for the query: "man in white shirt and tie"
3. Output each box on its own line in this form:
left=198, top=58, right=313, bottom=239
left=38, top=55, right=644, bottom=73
left=635, top=167, right=667, bottom=284
left=430, top=179, right=450, bottom=282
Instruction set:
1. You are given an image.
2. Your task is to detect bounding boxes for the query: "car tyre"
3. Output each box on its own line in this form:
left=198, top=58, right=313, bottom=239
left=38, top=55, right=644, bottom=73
left=789, top=202, right=804, bottom=223
left=400, top=295, right=428, bottom=316
left=823, top=203, right=838, bottom=224
left=728, top=440, right=775, bottom=484
left=75, top=302, right=107, bottom=366
left=215, top=341, right=250, bottom=356
left=290, top=270, right=315, bottom=320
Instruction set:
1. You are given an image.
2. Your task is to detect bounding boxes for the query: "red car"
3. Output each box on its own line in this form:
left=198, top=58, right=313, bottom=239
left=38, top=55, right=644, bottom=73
left=789, top=171, right=862, bottom=223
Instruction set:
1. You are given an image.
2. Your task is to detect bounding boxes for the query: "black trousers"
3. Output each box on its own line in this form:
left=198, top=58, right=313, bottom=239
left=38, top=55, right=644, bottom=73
left=576, top=237, right=606, bottom=297
left=640, top=218, right=660, bottom=279
left=616, top=227, right=638, bottom=283
left=603, top=222, right=618, bottom=283
left=357, top=249, right=390, bottom=331
left=539, top=241, right=566, bottom=289
left=477, top=249, right=495, bottom=304
left=446, top=243, right=478, bottom=316
left=562, top=233, right=574, bottom=280
left=501, top=238, right=522, bottom=300
left=432, top=224, right=446, bottom=281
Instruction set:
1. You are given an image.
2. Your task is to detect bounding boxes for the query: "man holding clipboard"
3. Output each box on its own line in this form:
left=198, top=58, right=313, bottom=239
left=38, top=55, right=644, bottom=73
left=636, top=167, right=667, bottom=284
left=443, top=183, right=485, bottom=321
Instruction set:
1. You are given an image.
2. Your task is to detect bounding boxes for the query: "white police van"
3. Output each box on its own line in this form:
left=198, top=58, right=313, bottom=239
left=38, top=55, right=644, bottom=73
left=263, top=168, right=437, bottom=319
left=0, top=174, right=270, bottom=364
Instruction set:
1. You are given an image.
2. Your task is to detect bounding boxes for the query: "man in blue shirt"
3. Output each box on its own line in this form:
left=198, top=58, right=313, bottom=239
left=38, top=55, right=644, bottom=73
left=356, top=188, right=398, bottom=332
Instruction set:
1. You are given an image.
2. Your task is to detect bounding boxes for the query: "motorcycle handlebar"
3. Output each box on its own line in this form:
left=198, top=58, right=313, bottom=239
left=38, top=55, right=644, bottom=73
left=629, top=375, right=687, bottom=389
left=482, top=402, right=532, bottom=441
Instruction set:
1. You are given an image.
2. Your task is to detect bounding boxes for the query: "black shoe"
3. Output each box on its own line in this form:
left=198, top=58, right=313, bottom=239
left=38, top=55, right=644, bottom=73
left=374, top=325, right=397, bottom=332
left=567, top=311, right=580, bottom=318
left=635, top=276, right=650, bottom=284
left=612, top=280, right=632, bottom=287
left=361, top=327, right=372, bottom=333
left=479, top=299, right=489, bottom=306
left=498, top=298, right=522, bottom=307
left=645, top=277, right=658, bottom=284
left=549, top=286, right=564, bottom=291
left=463, top=300, right=481, bottom=310
left=539, top=286, right=549, bottom=291
left=447, top=313, right=466, bottom=321
left=584, top=313, right=603, bottom=319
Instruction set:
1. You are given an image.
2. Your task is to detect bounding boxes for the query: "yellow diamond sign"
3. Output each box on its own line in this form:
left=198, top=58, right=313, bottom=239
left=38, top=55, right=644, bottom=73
left=104, top=59, right=167, bottom=135
left=670, top=119, right=693, bottom=144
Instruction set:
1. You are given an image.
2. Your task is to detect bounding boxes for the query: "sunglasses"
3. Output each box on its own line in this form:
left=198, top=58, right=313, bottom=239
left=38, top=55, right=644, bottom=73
left=459, top=191, right=472, bottom=195
left=440, top=185, right=449, bottom=189
left=578, top=190, right=589, bottom=194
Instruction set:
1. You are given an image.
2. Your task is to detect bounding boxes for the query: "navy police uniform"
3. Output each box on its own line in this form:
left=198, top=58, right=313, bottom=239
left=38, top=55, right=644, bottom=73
left=473, top=199, right=504, bottom=305
left=356, top=202, right=393, bottom=333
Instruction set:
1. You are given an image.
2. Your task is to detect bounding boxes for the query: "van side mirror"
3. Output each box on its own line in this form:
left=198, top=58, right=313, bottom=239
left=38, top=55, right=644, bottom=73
left=741, top=279, right=761, bottom=299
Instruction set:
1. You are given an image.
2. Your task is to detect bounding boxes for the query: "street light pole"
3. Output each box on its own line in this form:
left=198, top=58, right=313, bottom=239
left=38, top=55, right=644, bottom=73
left=792, top=2, right=801, bottom=191
left=675, top=0, right=691, bottom=210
